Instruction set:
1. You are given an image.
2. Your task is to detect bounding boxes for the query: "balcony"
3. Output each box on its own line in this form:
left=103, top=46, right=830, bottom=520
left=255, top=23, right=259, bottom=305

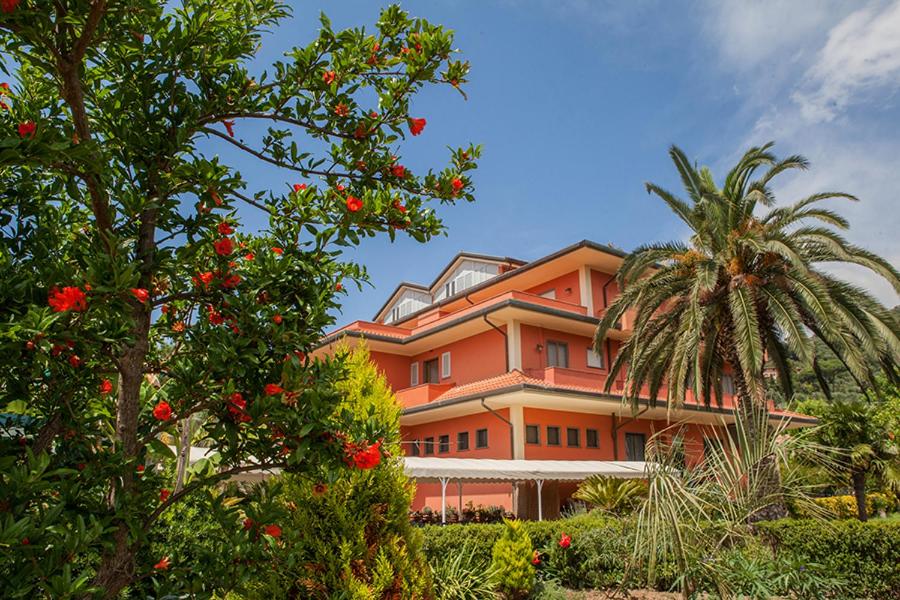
left=396, top=383, right=455, bottom=408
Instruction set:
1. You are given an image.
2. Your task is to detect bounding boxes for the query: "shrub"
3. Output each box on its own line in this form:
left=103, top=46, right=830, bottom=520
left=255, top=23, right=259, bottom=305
left=757, top=518, right=900, bottom=598
left=430, top=546, right=495, bottom=600
left=490, top=519, right=535, bottom=599
left=792, top=493, right=898, bottom=519
left=239, top=345, right=431, bottom=599
left=572, top=475, right=647, bottom=515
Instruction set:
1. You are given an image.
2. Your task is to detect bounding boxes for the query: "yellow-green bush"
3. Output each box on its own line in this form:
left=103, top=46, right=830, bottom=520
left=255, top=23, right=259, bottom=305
left=490, top=519, right=535, bottom=599
left=792, top=493, right=897, bottom=519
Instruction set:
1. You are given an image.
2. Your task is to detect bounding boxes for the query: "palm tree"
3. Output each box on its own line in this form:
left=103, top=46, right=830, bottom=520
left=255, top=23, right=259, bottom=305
left=596, top=143, right=900, bottom=517
left=805, top=396, right=900, bottom=521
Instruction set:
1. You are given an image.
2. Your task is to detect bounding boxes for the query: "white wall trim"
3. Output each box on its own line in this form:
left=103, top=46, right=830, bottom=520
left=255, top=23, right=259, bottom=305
left=507, top=320, right=522, bottom=371
left=510, top=405, right=525, bottom=459
left=579, top=266, right=594, bottom=316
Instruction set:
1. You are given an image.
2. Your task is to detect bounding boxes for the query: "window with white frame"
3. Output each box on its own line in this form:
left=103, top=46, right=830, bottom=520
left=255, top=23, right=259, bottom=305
left=410, top=362, right=419, bottom=386
left=586, top=347, right=604, bottom=369
left=441, top=352, right=451, bottom=378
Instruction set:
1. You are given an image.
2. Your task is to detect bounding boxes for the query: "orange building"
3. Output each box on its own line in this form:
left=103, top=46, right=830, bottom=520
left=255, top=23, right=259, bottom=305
left=317, top=240, right=813, bottom=519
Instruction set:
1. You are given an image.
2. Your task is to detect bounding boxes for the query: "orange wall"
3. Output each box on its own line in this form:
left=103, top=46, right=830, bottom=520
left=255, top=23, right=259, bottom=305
left=526, top=270, right=581, bottom=306
left=523, top=408, right=613, bottom=460
left=590, top=270, right=619, bottom=319
left=370, top=350, right=413, bottom=391
left=520, top=324, right=615, bottom=375
left=409, top=328, right=507, bottom=388
left=401, top=408, right=513, bottom=459
left=412, top=482, right=513, bottom=511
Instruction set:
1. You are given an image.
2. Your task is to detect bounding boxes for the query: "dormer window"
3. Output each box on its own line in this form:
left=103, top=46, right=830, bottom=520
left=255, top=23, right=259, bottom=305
left=444, top=280, right=456, bottom=298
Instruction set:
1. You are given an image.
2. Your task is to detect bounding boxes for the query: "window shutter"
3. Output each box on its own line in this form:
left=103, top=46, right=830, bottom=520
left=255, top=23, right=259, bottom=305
left=441, top=352, right=451, bottom=378
left=410, top=362, right=419, bottom=386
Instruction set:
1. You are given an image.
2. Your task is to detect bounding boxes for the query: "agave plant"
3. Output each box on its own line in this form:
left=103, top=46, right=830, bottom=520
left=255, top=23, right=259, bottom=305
left=573, top=475, right=647, bottom=515
left=630, top=408, right=841, bottom=599
left=430, top=546, right=496, bottom=600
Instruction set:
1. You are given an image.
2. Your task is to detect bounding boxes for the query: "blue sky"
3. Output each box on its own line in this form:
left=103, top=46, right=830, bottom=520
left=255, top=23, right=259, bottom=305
left=234, top=0, right=900, bottom=326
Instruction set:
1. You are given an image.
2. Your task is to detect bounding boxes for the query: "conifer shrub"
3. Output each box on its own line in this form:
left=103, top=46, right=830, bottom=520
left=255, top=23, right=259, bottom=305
left=490, top=519, right=536, bottom=599
left=242, top=344, right=431, bottom=599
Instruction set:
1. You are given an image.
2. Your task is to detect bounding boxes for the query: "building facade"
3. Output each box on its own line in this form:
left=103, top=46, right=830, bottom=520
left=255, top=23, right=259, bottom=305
left=317, top=240, right=812, bottom=519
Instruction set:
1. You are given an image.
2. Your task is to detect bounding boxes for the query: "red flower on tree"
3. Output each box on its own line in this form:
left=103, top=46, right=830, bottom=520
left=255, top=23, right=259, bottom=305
left=222, top=274, right=241, bottom=288
left=263, top=524, right=282, bottom=538
left=100, top=379, right=113, bottom=395
left=152, top=401, right=173, bottom=421
left=347, top=440, right=382, bottom=470
left=131, top=288, right=150, bottom=303
left=48, top=286, right=88, bottom=312
left=154, top=556, right=170, bottom=571
left=223, top=120, right=235, bottom=137
left=214, top=237, right=234, bottom=256
left=244, top=252, right=255, bottom=261
left=558, top=533, right=571, bottom=549
left=217, top=221, right=234, bottom=235
left=273, top=314, right=283, bottom=324
left=160, top=489, right=170, bottom=503
left=322, top=70, right=335, bottom=85
left=264, top=383, right=284, bottom=396
left=242, top=517, right=254, bottom=530
left=408, top=117, right=426, bottom=136
left=69, top=355, right=82, bottom=368
left=194, top=271, right=214, bottom=287
left=227, top=392, right=251, bottom=423
left=271, top=247, right=283, bottom=255
left=451, top=177, right=464, bottom=194
left=293, top=183, right=306, bottom=192
left=531, top=550, right=541, bottom=566
left=18, top=120, right=36, bottom=138
left=345, top=196, right=363, bottom=212
left=391, top=164, right=406, bottom=178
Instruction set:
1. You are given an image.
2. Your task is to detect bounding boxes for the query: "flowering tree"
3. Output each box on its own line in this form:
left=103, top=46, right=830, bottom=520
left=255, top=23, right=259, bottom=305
left=0, top=1, right=477, bottom=597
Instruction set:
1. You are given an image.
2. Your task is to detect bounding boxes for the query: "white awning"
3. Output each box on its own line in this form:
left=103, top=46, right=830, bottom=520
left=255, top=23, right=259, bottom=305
left=402, top=457, right=647, bottom=482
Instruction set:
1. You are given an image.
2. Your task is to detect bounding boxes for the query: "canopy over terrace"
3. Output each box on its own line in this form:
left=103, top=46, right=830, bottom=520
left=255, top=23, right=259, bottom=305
left=403, top=457, right=648, bottom=523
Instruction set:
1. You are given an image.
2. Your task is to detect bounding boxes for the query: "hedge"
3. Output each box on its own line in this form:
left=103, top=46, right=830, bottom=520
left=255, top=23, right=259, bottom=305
left=423, top=515, right=900, bottom=598
left=755, top=519, right=900, bottom=599
left=791, top=493, right=897, bottom=519
left=420, top=513, right=667, bottom=590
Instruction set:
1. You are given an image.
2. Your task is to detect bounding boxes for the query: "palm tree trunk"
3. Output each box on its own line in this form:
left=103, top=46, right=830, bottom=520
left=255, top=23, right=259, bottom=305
left=731, top=361, right=789, bottom=522
left=852, top=471, right=868, bottom=522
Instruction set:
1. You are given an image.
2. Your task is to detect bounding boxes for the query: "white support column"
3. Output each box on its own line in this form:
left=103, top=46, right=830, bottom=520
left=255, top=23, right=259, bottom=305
left=579, top=266, right=595, bottom=316
left=536, top=479, right=544, bottom=521
left=510, top=405, right=525, bottom=460
left=507, top=320, right=522, bottom=371
left=440, top=478, right=449, bottom=524
left=457, top=480, right=463, bottom=515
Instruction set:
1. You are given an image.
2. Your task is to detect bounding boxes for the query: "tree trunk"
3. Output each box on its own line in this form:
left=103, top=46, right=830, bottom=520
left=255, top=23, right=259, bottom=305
left=731, top=361, right=789, bottom=523
left=91, top=206, right=157, bottom=598
left=852, top=471, right=868, bottom=522
left=174, top=417, right=192, bottom=492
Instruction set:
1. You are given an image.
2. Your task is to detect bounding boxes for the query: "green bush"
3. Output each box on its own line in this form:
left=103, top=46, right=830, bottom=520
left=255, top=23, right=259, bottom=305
left=490, top=519, right=535, bottom=599
left=239, top=345, right=431, bottom=599
left=757, top=519, right=900, bottom=599
left=792, top=493, right=898, bottom=519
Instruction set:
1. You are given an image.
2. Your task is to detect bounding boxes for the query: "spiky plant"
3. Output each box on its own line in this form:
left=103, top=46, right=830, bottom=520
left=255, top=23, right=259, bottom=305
left=630, top=411, right=840, bottom=599
left=573, top=475, right=647, bottom=515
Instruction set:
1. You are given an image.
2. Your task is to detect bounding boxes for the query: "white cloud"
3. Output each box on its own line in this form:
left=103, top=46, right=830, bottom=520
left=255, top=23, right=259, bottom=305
left=791, top=2, right=900, bottom=122
left=702, top=1, right=900, bottom=306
